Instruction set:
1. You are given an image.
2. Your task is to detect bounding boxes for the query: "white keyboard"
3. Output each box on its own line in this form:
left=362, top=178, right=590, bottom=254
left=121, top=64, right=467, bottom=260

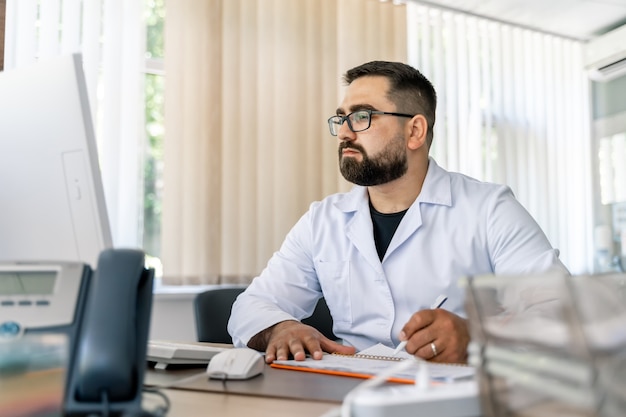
left=147, top=340, right=230, bottom=366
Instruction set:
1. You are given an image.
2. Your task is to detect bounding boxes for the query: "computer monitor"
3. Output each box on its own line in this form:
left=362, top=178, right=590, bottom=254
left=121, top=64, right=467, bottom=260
left=0, top=54, right=112, bottom=268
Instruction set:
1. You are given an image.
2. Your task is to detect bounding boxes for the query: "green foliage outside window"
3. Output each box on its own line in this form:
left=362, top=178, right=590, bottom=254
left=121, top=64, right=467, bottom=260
left=146, top=0, right=165, bottom=59
left=143, top=0, right=165, bottom=259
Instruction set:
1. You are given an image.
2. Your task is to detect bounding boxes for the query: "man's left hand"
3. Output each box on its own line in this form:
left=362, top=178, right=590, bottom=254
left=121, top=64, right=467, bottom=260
left=398, top=309, right=469, bottom=363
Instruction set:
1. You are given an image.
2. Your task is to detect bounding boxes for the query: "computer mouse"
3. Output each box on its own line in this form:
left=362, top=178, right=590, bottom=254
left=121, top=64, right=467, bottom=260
left=206, top=348, right=265, bottom=380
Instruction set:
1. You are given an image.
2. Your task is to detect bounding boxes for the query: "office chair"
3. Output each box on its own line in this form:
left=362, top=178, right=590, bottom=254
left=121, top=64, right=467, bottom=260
left=301, top=297, right=337, bottom=341
left=193, top=287, right=337, bottom=343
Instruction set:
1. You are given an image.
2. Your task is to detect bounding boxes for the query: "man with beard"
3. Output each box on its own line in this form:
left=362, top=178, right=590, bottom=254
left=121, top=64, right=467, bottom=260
left=228, top=61, right=568, bottom=364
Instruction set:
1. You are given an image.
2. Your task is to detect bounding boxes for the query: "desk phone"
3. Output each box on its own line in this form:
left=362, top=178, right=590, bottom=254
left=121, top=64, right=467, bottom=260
left=0, top=262, right=90, bottom=338
left=0, top=249, right=154, bottom=417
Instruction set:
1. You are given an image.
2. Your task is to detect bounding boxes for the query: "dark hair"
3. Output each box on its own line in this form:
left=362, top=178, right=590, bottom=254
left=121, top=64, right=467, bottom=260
left=343, top=61, right=437, bottom=146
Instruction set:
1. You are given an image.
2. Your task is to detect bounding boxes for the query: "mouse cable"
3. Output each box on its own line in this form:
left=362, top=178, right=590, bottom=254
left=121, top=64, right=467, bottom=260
left=124, top=370, right=207, bottom=417
left=116, top=388, right=170, bottom=417
left=339, top=357, right=417, bottom=417
left=318, top=358, right=417, bottom=417
left=140, top=386, right=171, bottom=417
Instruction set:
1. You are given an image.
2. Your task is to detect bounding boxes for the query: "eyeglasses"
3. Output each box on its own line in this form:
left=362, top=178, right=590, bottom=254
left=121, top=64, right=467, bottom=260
left=327, top=110, right=415, bottom=136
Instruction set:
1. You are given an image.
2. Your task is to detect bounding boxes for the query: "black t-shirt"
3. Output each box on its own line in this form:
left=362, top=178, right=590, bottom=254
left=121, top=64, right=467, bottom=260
left=370, top=202, right=408, bottom=261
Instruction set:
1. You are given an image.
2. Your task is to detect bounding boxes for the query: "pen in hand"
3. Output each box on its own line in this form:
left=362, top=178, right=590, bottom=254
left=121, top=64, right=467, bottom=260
left=392, top=294, right=448, bottom=356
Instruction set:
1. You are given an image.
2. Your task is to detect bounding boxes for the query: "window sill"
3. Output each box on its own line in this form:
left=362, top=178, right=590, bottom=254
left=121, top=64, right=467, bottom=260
left=152, top=277, right=247, bottom=300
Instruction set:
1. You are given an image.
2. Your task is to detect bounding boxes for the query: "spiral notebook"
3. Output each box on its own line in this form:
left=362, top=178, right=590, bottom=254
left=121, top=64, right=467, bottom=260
left=270, top=343, right=475, bottom=384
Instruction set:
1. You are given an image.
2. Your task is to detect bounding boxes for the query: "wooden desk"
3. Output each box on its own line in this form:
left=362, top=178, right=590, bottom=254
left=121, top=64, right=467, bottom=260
left=157, top=388, right=338, bottom=417
left=144, top=362, right=367, bottom=417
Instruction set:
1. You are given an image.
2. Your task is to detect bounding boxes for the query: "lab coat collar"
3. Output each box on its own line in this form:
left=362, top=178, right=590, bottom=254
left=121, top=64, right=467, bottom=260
left=383, top=158, right=452, bottom=259
left=334, top=187, right=381, bottom=272
left=417, top=157, right=453, bottom=207
left=332, top=157, right=453, bottom=265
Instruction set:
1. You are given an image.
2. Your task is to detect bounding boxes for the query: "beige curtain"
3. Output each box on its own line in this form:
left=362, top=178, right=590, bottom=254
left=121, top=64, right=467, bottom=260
left=0, top=0, right=5, bottom=70
left=162, top=0, right=407, bottom=284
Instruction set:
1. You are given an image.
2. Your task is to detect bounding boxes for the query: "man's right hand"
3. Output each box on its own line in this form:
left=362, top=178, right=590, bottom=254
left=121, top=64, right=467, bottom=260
left=247, top=320, right=355, bottom=363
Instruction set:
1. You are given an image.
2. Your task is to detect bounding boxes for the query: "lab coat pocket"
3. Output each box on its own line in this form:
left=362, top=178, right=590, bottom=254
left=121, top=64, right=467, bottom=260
left=315, top=260, right=352, bottom=325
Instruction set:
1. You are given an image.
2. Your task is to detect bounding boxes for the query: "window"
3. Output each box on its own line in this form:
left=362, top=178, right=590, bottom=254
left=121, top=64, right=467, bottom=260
left=4, top=0, right=166, bottom=276
left=143, top=0, right=165, bottom=272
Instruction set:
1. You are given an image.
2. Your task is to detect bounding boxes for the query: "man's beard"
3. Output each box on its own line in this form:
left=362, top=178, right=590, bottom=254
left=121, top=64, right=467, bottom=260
left=338, top=136, right=408, bottom=186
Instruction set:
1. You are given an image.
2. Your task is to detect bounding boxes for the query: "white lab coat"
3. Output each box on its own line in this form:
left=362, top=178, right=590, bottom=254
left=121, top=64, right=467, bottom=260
left=228, top=158, right=568, bottom=351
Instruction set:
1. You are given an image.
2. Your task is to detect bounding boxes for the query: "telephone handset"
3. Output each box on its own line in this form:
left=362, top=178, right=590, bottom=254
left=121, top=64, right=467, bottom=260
left=64, top=248, right=154, bottom=416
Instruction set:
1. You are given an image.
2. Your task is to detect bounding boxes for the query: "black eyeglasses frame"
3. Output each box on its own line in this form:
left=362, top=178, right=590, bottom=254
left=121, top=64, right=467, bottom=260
left=327, top=109, right=416, bottom=136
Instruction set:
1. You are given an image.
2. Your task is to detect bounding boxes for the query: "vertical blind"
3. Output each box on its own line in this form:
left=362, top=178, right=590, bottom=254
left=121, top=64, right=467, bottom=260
left=3, top=0, right=145, bottom=250
left=406, top=3, right=593, bottom=273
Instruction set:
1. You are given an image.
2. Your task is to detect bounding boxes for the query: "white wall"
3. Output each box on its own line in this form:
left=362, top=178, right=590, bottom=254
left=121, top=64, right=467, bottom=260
left=148, top=284, right=248, bottom=341
left=148, top=286, right=211, bottom=341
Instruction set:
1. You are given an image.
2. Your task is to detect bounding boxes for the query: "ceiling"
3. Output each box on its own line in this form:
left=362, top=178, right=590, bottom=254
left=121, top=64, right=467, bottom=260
left=413, top=0, right=626, bottom=41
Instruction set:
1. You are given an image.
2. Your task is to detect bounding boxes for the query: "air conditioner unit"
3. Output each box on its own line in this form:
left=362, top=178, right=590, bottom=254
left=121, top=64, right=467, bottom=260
left=584, top=24, right=626, bottom=82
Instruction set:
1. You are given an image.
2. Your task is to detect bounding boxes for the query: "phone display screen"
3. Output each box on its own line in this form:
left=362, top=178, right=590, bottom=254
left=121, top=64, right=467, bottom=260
left=0, top=271, right=57, bottom=295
